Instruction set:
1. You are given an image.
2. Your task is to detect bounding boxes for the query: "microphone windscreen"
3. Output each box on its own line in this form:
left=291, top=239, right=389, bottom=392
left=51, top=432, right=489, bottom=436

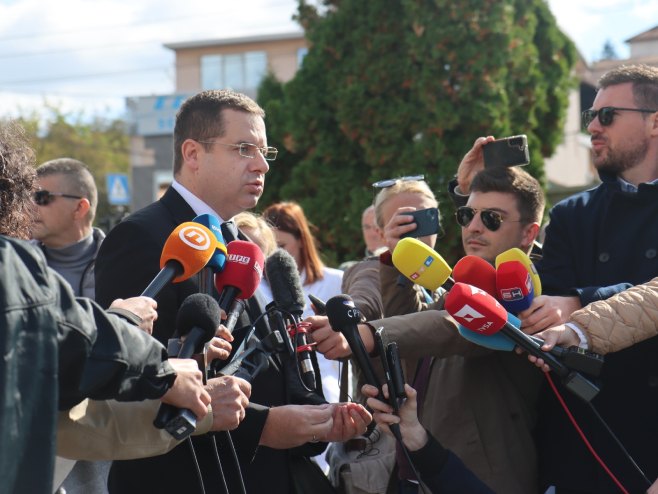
left=392, top=237, right=452, bottom=291
left=452, top=255, right=497, bottom=296
left=160, top=222, right=216, bottom=282
left=175, top=293, right=221, bottom=350
left=496, top=260, right=535, bottom=313
left=265, top=248, right=306, bottom=315
left=215, top=240, right=264, bottom=299
left=495, top=247, right=542, bottom=296
left=326, top=294, right=362, bottom=330
left=444, top=282, right=507, bottom=336
left=193, top=214, right=227, bottom=272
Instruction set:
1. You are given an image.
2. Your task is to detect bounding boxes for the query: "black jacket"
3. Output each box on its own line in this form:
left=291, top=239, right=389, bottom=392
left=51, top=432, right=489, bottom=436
left=0, top=236, right=175, bottom=494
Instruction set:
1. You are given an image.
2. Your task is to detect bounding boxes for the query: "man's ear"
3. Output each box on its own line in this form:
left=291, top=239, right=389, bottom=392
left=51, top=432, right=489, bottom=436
left=181, top=139, right=203, bottom=172
left=73, top=198, right=91, bottom=220
left=521, top=222, right=540, bottom=251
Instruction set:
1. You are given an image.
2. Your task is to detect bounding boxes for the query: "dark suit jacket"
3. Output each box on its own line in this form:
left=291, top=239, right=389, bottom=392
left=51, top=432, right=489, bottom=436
left=95, top=187, right=326, bottom=494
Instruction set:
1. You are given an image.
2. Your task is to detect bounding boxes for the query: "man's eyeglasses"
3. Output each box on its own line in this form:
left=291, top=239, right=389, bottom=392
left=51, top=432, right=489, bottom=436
left=33, top=190, right=83, bottom=206
left=197, top=140, right=278, bottom=161
left=455, top=206, right=522, bottom=232
left=372, top=175, right=425, bottom=189
left=581, top=106, right=657, bottom=128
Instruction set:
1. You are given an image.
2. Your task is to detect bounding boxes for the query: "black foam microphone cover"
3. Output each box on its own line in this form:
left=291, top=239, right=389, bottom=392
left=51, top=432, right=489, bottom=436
left=175, top=293, right=221, bottom=355
left=265, top=248, right=305, bottom=317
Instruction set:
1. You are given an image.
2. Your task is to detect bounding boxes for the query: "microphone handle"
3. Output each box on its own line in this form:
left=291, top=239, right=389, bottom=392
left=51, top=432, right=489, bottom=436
left=198, top=267, right=215, bottom=296
left=218, top=286, right=241, bottom=313
left=341, top=325, right=383, bottom=393
left=501, top=323, right=569, bottom=377
left=292, top=313, right=316, bottom=391
left=225, top=300, right=246, bottom=334
left=141, top=261, right=183, bottom=298
left=154, top=326, right=207, bottom=436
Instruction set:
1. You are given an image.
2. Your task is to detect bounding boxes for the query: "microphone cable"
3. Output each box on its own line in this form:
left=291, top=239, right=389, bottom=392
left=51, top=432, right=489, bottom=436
left=187, top=437, right=207, bottom=494
left=545, top=372, right=651, bottom=492
left=209, top=434, right=230, bottom=494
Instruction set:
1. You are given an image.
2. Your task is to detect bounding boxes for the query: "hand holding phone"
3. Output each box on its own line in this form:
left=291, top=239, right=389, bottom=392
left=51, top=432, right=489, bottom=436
left=400, top=207, right=440, bottom=239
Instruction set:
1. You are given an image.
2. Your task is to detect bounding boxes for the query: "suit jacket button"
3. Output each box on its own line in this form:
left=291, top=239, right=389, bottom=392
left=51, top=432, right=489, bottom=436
left=598, top=252, right=610, bottom=263
left=646, top=249, right=657, bottom=259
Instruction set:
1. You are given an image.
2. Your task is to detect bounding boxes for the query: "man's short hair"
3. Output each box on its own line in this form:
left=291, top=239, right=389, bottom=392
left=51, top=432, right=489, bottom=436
left=0, top=121, right=37, bottom=240
left=173, top=90, right=265, bottom=175
left=470, top=166, right=545, bottom=225
left=598, top=64, right=658, bottom=109
left=37, top=158, right=98, bottom=222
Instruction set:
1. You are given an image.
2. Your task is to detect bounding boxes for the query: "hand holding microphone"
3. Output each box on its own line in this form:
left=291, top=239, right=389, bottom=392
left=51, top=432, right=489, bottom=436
left=445, top=283, right=599, bottom=402
left=154, top=293, right=221, bottom=439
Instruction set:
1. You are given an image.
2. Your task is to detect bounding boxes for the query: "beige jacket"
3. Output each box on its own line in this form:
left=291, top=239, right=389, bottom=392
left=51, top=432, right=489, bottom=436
left=57, top=399, right=213, bottom=461
left=570, top=277, right=658, bottom=355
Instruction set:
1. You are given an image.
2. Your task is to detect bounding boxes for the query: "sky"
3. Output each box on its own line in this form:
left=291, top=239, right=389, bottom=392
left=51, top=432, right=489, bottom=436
left=0, top=0, right=656, bottom=120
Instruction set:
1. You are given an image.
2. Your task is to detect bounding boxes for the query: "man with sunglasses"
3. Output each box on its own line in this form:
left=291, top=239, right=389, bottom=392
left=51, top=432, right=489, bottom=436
left=32, top=159, right=104, bottom=300
left=311, top=166, right=546, bottom=493
left=516, top=64, right=658, bottom=494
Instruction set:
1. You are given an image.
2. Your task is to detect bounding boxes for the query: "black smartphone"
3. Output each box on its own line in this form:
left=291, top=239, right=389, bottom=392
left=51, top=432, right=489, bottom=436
left=374, top=327, right=401, bottom=412
left=482, top=135, right=529, bottom=168
left=400, top=207, right=440, bottom=239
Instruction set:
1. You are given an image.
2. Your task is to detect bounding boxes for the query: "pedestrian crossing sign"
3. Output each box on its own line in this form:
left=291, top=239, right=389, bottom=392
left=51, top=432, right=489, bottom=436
left=106, top=174, right=131, bottom=206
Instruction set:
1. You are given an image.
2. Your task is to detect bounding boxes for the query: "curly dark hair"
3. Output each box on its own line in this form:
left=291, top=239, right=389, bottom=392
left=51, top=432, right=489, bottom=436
left=0, top=121, right=37, bottom=240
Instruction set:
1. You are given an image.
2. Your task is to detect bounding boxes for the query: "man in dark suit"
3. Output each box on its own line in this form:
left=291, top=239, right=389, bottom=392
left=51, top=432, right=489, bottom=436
left=95, top=89, right=370, bottom=494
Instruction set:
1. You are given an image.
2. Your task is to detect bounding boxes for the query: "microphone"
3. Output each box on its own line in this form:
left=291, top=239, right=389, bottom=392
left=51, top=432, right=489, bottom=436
left=444, top=283, right=599, bottom=402
left=141, top=222, right=217, bottom=299
left=192, top=214, right=228, bottom=295
left=326, top=294, right=382, bottom=396
left=214, top=240, right=264, bottom=314
left=495, top=260, right=535, bottom=313
left=495, top=247, right=542, bottom=297
left=452, top=255, right=497, bottom=296
left=265, top=248, right=316, bottom=390
left=455, top=309, right=604, bottom=377
left=391, top=237, right=453, bottom=291
left=154, top=293, right=221, bottom=439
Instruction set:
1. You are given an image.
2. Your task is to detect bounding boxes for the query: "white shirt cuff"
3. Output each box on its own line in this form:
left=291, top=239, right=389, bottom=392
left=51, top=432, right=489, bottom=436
left=565, top=322, right=588, bottom=349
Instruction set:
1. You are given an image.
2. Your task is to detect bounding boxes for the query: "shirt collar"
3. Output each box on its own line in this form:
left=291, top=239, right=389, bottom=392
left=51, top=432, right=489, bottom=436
left=171, top=179, right=228, bottom=223
left=617, top=176, right=658, bottom=193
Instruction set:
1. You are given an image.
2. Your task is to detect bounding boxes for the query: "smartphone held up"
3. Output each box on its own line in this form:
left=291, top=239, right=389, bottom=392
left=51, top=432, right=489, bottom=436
left=482, top=135, right=529, bottom=168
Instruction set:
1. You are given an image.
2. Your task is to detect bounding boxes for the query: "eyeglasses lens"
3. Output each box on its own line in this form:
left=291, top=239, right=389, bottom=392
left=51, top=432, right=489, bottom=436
left=34, top=190, right=51, bottom=206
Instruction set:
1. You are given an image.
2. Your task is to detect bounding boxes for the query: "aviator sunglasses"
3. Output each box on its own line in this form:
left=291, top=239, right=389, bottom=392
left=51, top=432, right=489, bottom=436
left=33, top=189, right=83, bottom=206
left=581, top=106, right=657, bottom=128
left=455, top=206, right=522, bottom=232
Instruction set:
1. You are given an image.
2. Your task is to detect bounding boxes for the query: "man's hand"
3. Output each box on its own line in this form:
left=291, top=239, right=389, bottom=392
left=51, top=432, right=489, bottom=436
left=525, top=324, right=581, bottom=372
left=260, top=404, right=334, bottom=449
left=324, top=403, right=372, bottom=442
left=362, top=383, right=428, bottom=451
left=306, top=315, right=352, bottom=359
left=206, top=325, right=234, bottom=362
left=205, top=375, right=251, bottom=431
left=109, top=296, right=158, bottom=334
left=160, top=358, right=210, bottom=419
left=456, top=136, right=494, bottom=195
left=518, top=295, right=581, bottom=335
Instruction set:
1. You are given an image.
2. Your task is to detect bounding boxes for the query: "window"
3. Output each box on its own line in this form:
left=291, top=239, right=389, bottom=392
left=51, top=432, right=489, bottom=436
left=200, top=51, right=267, bottom=94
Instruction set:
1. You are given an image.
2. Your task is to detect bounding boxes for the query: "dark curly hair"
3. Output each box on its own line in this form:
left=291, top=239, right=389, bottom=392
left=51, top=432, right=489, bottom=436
left=0, top=121, right=37, bottom=240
